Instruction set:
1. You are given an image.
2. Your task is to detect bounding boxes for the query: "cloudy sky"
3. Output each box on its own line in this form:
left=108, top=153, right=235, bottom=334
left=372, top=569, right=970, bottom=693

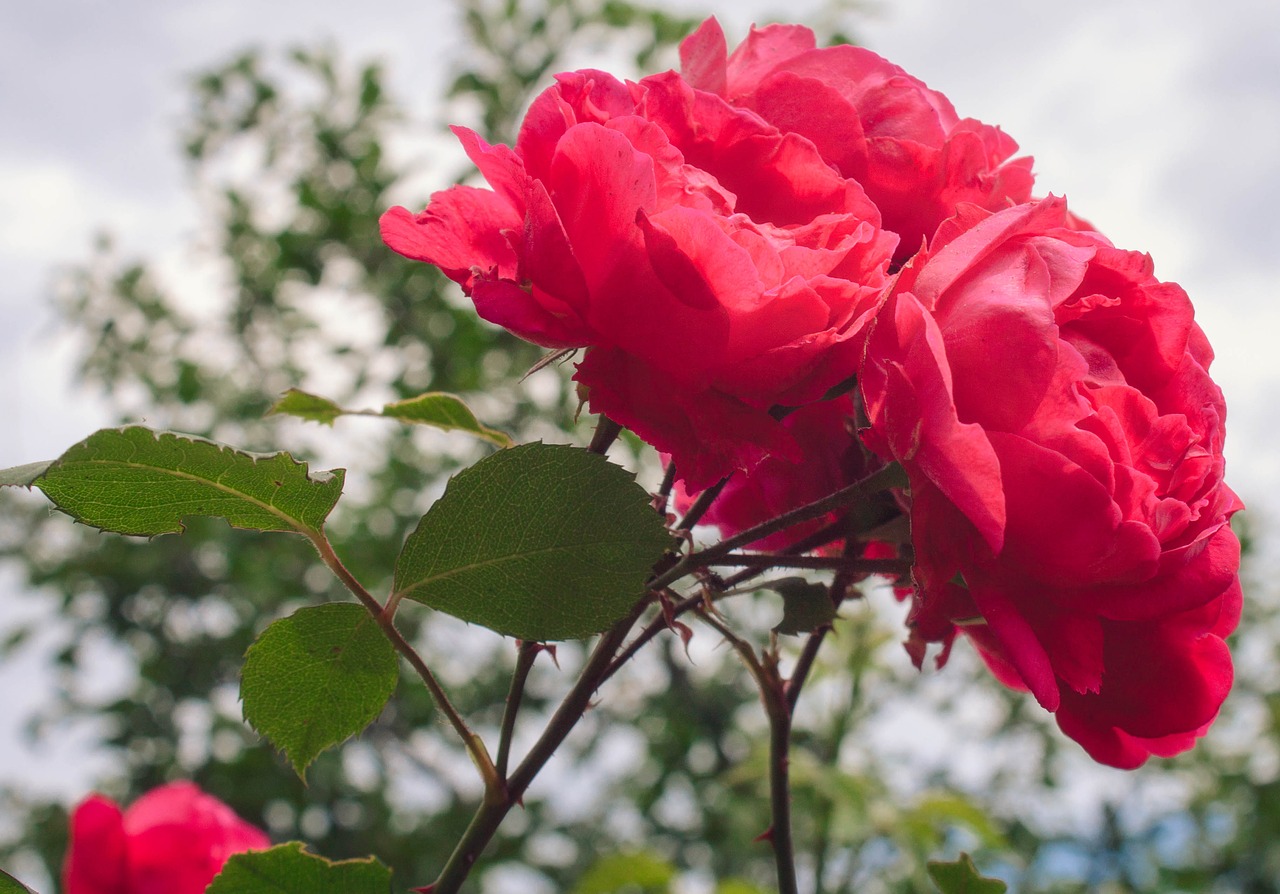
left=1, top=0, right=1277, bottom=822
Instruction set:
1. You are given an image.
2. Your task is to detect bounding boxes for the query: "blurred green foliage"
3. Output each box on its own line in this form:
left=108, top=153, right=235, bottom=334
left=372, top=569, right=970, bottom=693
left=1, top=2, right=1277, bottom=893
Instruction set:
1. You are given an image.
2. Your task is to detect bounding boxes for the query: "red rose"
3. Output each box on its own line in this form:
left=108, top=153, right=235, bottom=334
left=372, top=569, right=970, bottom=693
left=382, top=61, right=895, bottom=490
left=860, top=197, right=1242, bottom=768
left=679, top=18, right=1034, bottom=264
left=63, top=782, right=269, bottom=894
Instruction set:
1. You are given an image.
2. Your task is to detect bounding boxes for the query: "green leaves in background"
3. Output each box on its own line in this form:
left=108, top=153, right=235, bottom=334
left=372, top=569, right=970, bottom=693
left=0, top=869, right=36, bottom=894
left=241, top=603, right=398, bottom=779
left=1, top=427, right=343, bottom=537
left=207, top=842, right=391, bottom=894
left=268, top=387, right=514, bottom=447
left=573, top=851, right=675, bottom=894
left=927, top=853, right=1008, bottom=894
left=769, top=578, right=837, bottom=636
left=392, top=442, right=671, bottom=641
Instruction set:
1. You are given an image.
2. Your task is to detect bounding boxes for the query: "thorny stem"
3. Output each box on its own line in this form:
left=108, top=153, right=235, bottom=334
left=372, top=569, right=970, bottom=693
left=601, top=588, right=700, bottom=682
left=428, top=601, right=648, bottom=893
left=716, top=521, right=848, bottom=590
left=601, top=540, right=907, bottom=684
left=767, top=661, right=800, bottom=894
left=654, top=462, right=678, bottom=517
left=718, top=501, right=905, bottom=590
left=495, top=641, right=541, bottom=782
left=710, top=554, right=912, bottom=573
left=695, top=610, right=799, bottom=894
left=588, top=414, right=624, bottom=454
left=649, top=462, right=908, bottom=593
left=307, top=531, right=499, bottom=794
left=675, top=474, right=730, bottom=530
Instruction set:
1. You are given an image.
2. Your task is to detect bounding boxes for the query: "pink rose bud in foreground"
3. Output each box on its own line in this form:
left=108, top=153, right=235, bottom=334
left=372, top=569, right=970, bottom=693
left=860, top=197, right=1242, bottom=768
left=381, top=26, right=899, bottom=491
left=63, top=782, right=269, bottom=894
left=679, top=17, right=1034, bottom=264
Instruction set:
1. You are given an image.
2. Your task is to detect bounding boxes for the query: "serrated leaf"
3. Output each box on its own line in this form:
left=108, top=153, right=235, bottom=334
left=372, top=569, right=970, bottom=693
left=392, top=443, right=671, bottom=641
left=26, top=427, right=343, bottom=537
left=0, top=869, right=37, bottom=894
left=267, top=388, right=345, bottom=425
left=207, top=842, right=391, bottom=894
left=242, top=603, right=398, bottom=779
left=381, top=392, right=514, bottom=447
left=927, top=853, right=1007, bottom=894
left=769, top=578, right=836, bottom=636
left=0, top=461, right=52, bottom=488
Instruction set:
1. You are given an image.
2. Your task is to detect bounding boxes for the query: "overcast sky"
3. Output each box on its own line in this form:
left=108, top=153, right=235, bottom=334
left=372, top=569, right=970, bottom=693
left=2, top=0, right=1278, bottom=833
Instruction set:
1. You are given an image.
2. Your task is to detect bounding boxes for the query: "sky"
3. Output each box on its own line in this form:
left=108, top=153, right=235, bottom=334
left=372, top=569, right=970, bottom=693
left=1, top=0, right=1278, bottom=845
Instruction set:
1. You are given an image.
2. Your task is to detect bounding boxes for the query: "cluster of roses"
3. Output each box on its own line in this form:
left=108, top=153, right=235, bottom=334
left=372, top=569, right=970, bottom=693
left=382, top=17, right=1242, bottom=771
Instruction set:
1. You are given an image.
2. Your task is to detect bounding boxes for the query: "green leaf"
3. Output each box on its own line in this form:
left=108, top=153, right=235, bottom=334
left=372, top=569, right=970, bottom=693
left=267, top=388, right=345, bottom=425
left=0, top=869, right=37, bottom=894
left=25, top=427, right=343, bottom=537
left=574, top=851, right=675, bottom=894
left=769, top=578, right=837, bottom=636
left=392, top=442, right=671, bottom=641
left=267, top=387, right=514, bottom=447
left=241, top=603, right=398, bottom=779
left=0, top=461, right=52, bottom=488
left=927, top=853, right=1007, bottom=894
left=381, top=392, right=514, bottom=447
left=207, top=842, right=391, bottom=894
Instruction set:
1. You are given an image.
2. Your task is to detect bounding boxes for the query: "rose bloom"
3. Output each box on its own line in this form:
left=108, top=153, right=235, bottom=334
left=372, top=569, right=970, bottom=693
left=382, top=26, right=910, bottom=490
left=860, top=197, right=1242, bottom=768
left=679, top=18, right=1034, bottom=264
left=63, top=782, right=269, bottom=894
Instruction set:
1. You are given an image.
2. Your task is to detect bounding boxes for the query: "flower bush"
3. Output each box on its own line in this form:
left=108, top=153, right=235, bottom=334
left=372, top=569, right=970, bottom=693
left=62, top=782, right=268, bottom=894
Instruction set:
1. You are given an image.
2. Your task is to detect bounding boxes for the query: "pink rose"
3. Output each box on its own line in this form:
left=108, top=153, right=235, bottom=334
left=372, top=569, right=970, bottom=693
left=382, top=58, right=895, bottom=490
left=860, top=197, right=1242, bottom=768
left=679, top=18, right=1035, bottom=264
left=63, top=782, right=270, bottom=894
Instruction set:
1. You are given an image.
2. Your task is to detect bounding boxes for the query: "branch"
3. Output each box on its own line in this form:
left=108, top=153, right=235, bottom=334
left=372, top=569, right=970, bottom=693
left=428, top=601, right=647, bottom=893
left=649, top=462, right=907, bottom=592
left=495, top=641, right=541, bottom=782
left=675, top=474, right=730, bottom=530
left=653, top=461, right=677, bottom=517
left=307, top=531, right=498, bottom=793
left=708, top=554, right=911, bottom=574
left=695, top=610, right=798, bottom=894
